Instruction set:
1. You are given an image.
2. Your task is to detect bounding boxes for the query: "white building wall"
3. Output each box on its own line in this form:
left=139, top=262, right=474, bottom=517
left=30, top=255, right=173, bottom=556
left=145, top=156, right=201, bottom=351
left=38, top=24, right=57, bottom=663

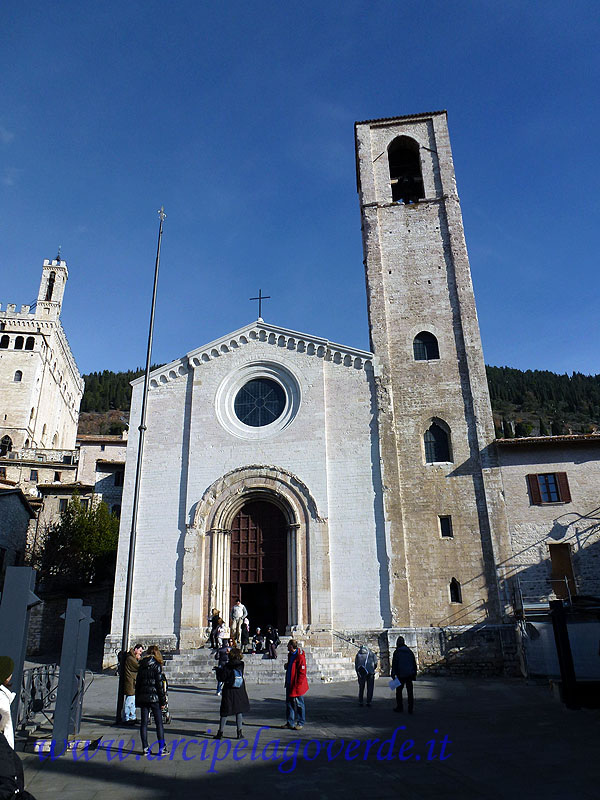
left=110, top=323, right=384, bottom=643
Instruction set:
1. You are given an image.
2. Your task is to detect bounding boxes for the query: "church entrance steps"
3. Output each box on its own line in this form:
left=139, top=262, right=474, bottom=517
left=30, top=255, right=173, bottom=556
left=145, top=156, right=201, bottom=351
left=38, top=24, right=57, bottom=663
left=164, top=645, right=356, bottom=684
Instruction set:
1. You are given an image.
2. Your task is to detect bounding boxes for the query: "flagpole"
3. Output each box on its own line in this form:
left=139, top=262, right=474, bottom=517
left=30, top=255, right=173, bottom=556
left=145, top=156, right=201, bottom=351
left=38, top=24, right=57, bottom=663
left=116, top=207, right=166, bottom=722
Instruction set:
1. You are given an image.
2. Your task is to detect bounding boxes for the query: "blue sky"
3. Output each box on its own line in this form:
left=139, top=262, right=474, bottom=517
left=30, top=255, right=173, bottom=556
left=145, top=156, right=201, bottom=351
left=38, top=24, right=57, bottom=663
left=2, top=1, right=599, bottom=376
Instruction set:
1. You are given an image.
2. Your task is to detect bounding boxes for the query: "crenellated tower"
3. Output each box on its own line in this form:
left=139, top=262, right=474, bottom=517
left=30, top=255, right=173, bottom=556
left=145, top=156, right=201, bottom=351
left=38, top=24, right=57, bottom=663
left=35, top=255, right=68, bottom=321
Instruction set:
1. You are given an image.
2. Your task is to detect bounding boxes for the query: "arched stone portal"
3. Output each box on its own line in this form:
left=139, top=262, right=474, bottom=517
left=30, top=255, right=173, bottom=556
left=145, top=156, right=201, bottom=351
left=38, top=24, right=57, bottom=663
left=179, top=465, right=330, bottom=649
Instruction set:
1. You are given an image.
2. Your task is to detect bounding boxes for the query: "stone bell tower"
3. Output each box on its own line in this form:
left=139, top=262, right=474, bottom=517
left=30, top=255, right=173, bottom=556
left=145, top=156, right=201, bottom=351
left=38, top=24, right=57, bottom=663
left=355, top=111, right=511, bottom=633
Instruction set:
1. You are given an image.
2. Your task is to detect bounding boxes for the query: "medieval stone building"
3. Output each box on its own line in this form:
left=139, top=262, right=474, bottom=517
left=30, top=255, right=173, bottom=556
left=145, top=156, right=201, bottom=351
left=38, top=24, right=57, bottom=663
left=0, top=256, right=83, bottom=455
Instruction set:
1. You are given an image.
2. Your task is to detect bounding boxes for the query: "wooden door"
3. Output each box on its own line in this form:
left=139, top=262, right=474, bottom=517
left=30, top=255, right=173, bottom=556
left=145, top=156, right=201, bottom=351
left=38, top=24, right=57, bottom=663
left=549, top=543, right=576, bottom=600
left=230, top=501, right=288, bottom=632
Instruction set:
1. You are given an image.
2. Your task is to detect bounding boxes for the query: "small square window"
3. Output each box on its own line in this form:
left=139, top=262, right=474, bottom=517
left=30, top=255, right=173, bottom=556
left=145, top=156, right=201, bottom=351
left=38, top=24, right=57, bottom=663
left=0, top=467, right=6, bottom=479
left=439, top=516, right=453, bottom=538
left=59, top=499, right=68, bottom=513
left=114, top=470, right=124, bottom=487
left=30, top=469, right=38, bottom=481
left=54, top=471, right=61, bottom=482
left=100, top=444, right=106, bottom=452
left=80, top=498, right=89, bottom=511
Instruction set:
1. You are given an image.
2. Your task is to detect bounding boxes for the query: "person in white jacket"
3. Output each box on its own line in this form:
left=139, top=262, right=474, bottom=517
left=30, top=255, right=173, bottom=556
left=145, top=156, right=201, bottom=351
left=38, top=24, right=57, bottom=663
left=0, top=656, right=15, bottom=749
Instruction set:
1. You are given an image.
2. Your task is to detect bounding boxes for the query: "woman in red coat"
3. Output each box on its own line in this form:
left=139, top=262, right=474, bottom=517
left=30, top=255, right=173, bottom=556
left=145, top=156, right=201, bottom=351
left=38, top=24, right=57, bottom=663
left=284, top=639, right=308, bottom=730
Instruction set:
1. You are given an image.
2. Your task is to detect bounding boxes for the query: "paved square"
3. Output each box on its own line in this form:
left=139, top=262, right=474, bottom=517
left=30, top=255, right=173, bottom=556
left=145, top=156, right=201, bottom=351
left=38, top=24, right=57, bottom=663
left=20, top=674, right=598, bottom=799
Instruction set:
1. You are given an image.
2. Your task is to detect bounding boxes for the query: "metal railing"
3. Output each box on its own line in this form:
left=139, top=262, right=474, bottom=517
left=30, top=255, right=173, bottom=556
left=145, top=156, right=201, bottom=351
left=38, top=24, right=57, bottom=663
left=516, top=576, right=577, bottom=618
left=17, top=663, right=91, bottom=735
left=17, top=663, right=60, bottom=730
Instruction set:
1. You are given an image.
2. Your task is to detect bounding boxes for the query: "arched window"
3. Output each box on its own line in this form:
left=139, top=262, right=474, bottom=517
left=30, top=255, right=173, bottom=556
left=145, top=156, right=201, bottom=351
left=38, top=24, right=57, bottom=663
left=0, top=335, right=8, bottom=349
left=14, top=336, right=24, bottom=350
left=52, top=433, right=59, bottom=448
left=450, top=578, right=462, bottom=603
left=0, top=436, right=12, bottom=457
left=45, top=271, right=56, bottom=301
left=388, top=136, right=425, bottom=203
left=413, top=331, right=439, bottom=361
left=25, top=336, right=35, bottom=350
left=24, top=439, right=29, bottom=448
left=30, top=407, right=35, bottom=420
left=424, top=421, right=452, bottom=463
left=14, top=370, right=22, bottom=382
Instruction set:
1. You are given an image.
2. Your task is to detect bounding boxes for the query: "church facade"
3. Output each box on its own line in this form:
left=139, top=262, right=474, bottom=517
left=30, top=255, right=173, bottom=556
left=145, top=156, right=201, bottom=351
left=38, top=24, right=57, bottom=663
left=106, top=112, right=518, bottom=670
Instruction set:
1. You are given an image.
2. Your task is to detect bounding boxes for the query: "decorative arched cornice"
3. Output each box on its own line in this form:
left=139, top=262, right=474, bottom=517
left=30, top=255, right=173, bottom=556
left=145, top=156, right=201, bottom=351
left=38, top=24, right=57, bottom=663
left=137, top=322, right=375, bottom=389
left=190, top=464, right=325, bottom=531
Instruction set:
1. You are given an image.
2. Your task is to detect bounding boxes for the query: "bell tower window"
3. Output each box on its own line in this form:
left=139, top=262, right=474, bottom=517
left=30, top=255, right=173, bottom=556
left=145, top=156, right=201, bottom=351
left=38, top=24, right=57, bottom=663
left=424, top=421, right=452, bottom=463
left=413, top=332, right=439, bottom=361
left=45, top=271, right=56, bottom=301
left=388, top=136, right=425, bottom=203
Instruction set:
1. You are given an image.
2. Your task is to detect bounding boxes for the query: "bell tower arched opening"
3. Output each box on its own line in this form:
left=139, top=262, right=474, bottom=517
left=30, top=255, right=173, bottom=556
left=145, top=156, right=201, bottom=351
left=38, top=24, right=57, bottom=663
left=230, top=500, right=288, bottom=633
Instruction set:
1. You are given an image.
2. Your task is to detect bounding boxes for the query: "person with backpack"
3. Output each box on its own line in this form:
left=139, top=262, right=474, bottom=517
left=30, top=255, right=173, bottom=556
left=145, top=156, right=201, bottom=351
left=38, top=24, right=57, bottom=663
left=354, top=645, right=377, bottom=706
left=213, top=647, right=250, bottom=740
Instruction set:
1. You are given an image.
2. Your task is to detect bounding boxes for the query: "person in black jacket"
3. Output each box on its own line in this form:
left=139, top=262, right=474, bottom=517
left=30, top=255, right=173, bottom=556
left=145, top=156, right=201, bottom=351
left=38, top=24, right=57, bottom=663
left=214, top=647, right=250, bottom=740
left=391, top=636, right=417, bottom=714
left=240, top=618, right=250, bottom=653
left=265, top=625, right=280, bottom=659
left=0, top=732, right=37, bottom=800
left=135, top=646, right=169, bottom=756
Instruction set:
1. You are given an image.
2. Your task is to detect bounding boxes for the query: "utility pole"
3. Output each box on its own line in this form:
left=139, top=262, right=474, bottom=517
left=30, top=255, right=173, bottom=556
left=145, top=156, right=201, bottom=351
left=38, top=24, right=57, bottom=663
left=115, top=207, right=166, bottom=722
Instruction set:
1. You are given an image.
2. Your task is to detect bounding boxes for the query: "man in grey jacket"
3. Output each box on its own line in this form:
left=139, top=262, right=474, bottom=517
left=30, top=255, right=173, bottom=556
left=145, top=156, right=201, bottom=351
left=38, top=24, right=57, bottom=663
left=355, top=645, right=377, bottom=707
left=391, top=636, right=417, bottom=714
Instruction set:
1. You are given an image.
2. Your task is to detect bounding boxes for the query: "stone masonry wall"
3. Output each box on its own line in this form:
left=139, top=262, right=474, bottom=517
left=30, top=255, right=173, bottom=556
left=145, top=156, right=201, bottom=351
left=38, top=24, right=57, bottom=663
left=355, top=112, right=511, bottom=633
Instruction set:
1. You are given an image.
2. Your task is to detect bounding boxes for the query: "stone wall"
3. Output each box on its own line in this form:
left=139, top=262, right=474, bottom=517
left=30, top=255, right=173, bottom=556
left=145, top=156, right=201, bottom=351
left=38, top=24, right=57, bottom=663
left=27, top=583, right=114, bottom=669
left=498, top=440, right=600, bottom=604
left=0, top=491, right=31, bottom=581
left=334, top=624, right=520, bottom=677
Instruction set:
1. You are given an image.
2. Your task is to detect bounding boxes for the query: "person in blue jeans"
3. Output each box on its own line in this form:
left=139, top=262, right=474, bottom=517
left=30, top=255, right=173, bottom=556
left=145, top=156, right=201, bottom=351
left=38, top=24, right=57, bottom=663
left=283, top=639, right=309, bottom=730
left=355, top=645, right=378, bottom=707
left=135, top=646, right=169, bottom=756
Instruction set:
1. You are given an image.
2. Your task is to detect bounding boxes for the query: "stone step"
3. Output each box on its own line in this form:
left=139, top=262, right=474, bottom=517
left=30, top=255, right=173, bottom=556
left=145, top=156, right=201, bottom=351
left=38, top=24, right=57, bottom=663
left=166, top=645, right=356, bottom=684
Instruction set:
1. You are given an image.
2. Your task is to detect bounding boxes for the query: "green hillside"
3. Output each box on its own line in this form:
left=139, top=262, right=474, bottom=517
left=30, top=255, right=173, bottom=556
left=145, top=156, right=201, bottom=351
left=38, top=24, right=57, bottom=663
left=78, top=365, right=600, bottom=437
